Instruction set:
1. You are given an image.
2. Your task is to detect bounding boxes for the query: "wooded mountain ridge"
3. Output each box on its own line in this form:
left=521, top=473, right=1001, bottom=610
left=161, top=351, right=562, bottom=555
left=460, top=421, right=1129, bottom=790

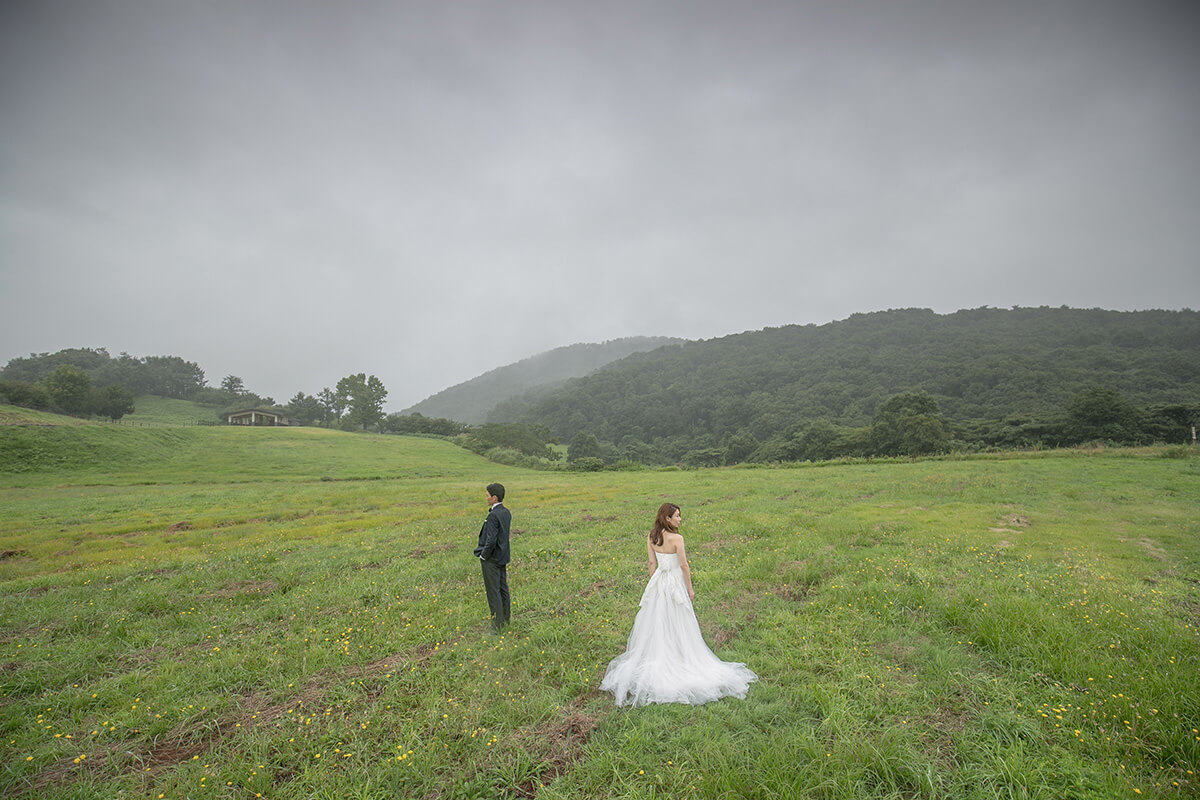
left=485, top=307, right=1198, bottom=462
left=3, top=308, right=1196, bottom=467
left=402, top=336, right=683, bottom=423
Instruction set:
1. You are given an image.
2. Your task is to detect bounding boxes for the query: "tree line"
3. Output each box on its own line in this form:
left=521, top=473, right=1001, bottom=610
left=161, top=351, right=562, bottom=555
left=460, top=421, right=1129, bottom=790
left=0, top=348, right=390, bottom=430
left=0, top=348, right=205, bottom=420
left=487, top=307, right=1199, bottom=467
left=4, top=307, right=1196, bottom=469
left=283, top=374, right=388, bottom=431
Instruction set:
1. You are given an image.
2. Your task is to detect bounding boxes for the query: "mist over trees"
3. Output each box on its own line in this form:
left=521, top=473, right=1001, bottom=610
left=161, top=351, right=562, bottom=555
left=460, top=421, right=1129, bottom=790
left=0, top=349, right=198, bottom=419
left=3, top=308, right=1196, bottom=463
left=404, top=336, right=684, bottom=423
left=490, top=307, right=1199, bottom=466
left=0, top=348, right=207, bottom=403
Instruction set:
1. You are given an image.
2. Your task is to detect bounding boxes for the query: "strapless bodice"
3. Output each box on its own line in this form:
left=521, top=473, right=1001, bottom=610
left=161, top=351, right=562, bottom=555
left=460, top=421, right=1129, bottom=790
left=654, top=551, right=680, bottom=570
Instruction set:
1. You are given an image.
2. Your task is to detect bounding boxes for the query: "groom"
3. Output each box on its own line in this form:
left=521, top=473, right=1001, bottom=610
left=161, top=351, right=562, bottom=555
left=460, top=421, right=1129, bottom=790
left=474, top=482, right=511, bottom=633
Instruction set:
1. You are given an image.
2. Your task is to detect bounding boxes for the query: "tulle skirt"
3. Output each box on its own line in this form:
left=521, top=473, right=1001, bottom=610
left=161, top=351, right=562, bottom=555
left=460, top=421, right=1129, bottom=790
left=599, top=564, right=757, bottom=707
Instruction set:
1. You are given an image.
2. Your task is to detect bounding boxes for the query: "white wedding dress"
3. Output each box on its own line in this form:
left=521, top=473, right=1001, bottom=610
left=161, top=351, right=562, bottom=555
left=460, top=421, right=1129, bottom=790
left=599, top=551, right=757, bottom=707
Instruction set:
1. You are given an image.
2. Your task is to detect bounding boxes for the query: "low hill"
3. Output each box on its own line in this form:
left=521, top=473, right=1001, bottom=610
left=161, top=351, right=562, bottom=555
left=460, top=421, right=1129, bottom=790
left=122, top=395, right=225, bottom=426
left=0, top=404, right=94, bottom=427
left=403, top=336, right=683, bottom=423
left=495, top=307, right=1200, bottom=453
left=0, top=409, right=491, bottom=486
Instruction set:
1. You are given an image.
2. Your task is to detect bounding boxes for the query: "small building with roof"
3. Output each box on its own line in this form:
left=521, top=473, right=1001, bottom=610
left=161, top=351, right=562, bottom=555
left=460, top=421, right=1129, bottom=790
left=223, top=408, right=292, bottom=426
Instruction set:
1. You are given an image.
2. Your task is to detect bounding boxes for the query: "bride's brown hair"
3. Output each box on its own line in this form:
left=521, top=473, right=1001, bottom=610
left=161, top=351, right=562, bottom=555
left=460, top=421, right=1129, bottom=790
left=649, top=502, right=680, bottom=547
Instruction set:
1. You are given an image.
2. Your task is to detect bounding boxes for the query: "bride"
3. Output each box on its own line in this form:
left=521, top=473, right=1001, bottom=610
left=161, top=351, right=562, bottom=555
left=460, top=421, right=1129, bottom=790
left=599, top=502, right=757, bottom=706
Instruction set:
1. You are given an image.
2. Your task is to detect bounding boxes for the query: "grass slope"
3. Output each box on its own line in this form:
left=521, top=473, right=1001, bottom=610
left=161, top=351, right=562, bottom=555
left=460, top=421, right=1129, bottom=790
left=0, top=404, right=95, bottom=427
left=121, top=395, right=227, bottom=426
left=0, top=411, right=483, bottom=486
left=0, top=423, right=1197, bottom=799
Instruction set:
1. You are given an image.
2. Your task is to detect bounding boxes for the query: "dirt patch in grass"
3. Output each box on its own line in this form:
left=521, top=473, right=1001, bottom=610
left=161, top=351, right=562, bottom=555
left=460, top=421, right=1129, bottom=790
left=24, top=641, right=442, bottom=796
left=351, top=642, right=438, bottom=700
left=116, top=645, right=169, bottom=670
left=777, top=559, right=829, bottom=596
left=410, top=542, right=456, bottom=558
left=25, top=700, right=258, bottom=795
left=551, top=581, right=612, bottom=616
left=700, top=596, right=756, bottom=649
left=873, top=636, right=932, bottom=684
left=199, top=579, right=279, bottom=599
left=913, top=685, right=975, bottom=768
left=701, top=620, right=738, bottom=649
left=507, top=693, right=600, bottom=798
left=1136, top=538, right=1169, bottom=562
left=1172, top=597, right=1200, bottom=627
left=775, top=584, right=815, bottom=603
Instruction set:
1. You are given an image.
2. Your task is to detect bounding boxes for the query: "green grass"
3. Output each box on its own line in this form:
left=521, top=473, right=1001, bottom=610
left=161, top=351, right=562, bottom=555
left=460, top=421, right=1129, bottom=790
left=121, top=395, right=226, bottom=426
left=0, top=406, right=484, bottom=487
left=0, top=405, right=93, bottom=427
left=1, top=421, right=1198, bottom=798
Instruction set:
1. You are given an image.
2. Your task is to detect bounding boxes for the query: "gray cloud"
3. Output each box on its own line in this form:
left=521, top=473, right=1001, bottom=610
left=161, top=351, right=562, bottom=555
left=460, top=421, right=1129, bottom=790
left=3, top=0, right=1198, bottom=408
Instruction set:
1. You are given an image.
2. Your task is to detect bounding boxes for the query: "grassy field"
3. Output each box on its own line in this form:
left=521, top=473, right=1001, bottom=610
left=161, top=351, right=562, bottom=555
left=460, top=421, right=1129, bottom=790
left=1, top=407, right=1198, bottom=799
left=120, top=395, right=228, bottom=427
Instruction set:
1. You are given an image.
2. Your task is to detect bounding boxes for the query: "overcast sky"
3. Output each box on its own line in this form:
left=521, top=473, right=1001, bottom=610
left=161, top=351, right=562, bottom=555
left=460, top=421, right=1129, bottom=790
left=2, top=0, right=1197, bottom=409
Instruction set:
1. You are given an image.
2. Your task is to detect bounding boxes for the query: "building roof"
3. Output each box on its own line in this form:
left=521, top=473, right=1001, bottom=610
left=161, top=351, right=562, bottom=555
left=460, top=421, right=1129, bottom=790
left=223, top=407, right=289, bottom=419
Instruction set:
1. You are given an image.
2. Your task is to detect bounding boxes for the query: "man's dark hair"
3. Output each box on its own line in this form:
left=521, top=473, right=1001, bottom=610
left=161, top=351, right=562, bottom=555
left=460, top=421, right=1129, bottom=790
left=487, top=483, right=505, bottom=502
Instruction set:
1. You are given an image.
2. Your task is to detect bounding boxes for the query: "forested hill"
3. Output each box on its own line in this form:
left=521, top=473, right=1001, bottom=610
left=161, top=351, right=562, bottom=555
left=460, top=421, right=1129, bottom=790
left=402, top=336, right=683, bottom=423
left=491, top=307, right=1199, bottom=451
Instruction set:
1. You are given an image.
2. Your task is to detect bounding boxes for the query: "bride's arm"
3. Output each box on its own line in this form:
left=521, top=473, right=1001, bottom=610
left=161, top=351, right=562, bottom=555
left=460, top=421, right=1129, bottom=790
left=676, top=537, right=695, bottom=601
left=646, top=537, right=657, bottom=575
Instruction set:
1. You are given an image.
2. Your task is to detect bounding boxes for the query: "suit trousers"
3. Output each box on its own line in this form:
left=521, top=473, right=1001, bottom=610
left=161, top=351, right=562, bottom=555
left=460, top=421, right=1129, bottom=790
left=480, top=559, right=510, bottom=632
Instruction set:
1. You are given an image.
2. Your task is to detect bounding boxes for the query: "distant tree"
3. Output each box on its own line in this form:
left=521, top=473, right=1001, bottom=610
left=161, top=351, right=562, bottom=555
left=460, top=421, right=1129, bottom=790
left=140, top=356, right=206, bottom=398
left=221, top=375, right=246, bottom=396
left=1141, top=403, right=1200, bottom=445
left=467, top=423, right=554, bottom=458
left=286, top=392, right=324, bottom=426
left=102, top=352, right=145, bottom=391
left=567, top=431, right=602, bottom=463
left=833, top=426, right=873, bottom=458
left=681, top=447, right=725, bottom=468
left=94, top=384, right=135, bottom=420
left=722, top=432, right=759, bottom=464
left=192, top=386, right=236, bottom=407
left=569, top=456, right=606, bottom=472
left=43, top=365, right=94, bottom=416
left=1066, top=387, right=1140, bottom=443
left=794, top=419, right=842, bottom=461
left=0, top=348, right=111, bottom=384
left=335, top=374, right=388, bottom=431
left=383, top=412, right=470, bottom=437
left=246, top=393, right=276, bottom=408
left=0, top=380, right=51, bottom=410
left=317, top=387, right=343, bottom=426
left=620, top=438, right=657, bottom=465
left=870, top=393, right=948, bottom=457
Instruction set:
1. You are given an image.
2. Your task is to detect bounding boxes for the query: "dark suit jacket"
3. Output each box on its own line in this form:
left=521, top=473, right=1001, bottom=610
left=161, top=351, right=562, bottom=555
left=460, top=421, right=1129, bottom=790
left=474, top=503, right=511, bottom=565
